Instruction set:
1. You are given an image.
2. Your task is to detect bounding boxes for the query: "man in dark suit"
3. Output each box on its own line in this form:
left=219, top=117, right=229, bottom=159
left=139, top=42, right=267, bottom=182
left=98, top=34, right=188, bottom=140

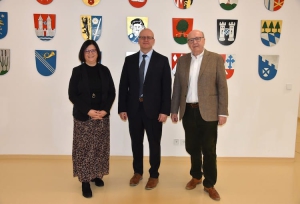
left=171, top=30, right=228, bottom=201
left=118, top=28, right=171, bottom=190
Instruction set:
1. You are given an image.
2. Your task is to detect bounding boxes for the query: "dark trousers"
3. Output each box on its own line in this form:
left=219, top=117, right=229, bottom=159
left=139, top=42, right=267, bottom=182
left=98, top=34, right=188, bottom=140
left=182, top=104, right=218, bottom=188
left=128, top=102, right=162, bottom=178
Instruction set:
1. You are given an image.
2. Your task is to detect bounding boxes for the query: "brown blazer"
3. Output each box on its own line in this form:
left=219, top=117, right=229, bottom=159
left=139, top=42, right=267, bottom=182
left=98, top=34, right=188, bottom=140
left=171, top=49, right=228, bottom=121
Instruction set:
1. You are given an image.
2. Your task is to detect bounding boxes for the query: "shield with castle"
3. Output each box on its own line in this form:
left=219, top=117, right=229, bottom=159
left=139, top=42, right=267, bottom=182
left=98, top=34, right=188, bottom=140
left=0, top=49, right=10, bottom=76
left=261, top=20, right=282, bottom=47
left=34, top=14, right=56, bottom=41
left=80, top=15, right=102, bottom=41
left=35, top=50, right=57, bottom=76
left=217, top=19, right=238, bottom=46
left=264, top=0, right=284, bottom=11
left=219, top=0, right=238, bottom=10
left=36, top=0, right=53, bottom=5
left=258, top=55, right=279, bottom=80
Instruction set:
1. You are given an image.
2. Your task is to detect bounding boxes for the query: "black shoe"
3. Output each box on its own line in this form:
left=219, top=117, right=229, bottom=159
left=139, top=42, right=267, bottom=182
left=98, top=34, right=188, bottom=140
left=91, top=178, right=104, bottom=187
left=82, top=182, right=92, bottom=198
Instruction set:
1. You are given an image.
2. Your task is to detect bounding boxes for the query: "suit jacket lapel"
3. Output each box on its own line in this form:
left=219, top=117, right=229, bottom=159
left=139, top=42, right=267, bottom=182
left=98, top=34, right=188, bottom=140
left=183, top=53, right=192, bottom=86
left=144, top=50, right=157, bottom=84
left=199, top=49, right=209, bottom=79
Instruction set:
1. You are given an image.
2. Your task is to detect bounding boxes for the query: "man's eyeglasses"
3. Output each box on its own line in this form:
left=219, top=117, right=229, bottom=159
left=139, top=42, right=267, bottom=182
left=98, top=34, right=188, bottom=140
left=139, top=36, right=154, bottom=40
left=187, top=37, right=204, bottom=43
left=85, top=49, right=97, bottom=54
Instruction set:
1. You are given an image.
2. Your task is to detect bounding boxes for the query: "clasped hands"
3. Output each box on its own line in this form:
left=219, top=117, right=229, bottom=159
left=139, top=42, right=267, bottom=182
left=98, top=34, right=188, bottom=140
left=88, top=109, right=107, bottom=120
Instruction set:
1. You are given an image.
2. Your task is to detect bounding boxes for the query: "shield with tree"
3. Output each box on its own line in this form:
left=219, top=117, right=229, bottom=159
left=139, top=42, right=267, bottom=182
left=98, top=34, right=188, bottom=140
left=172, top=18, right=193, bottom=44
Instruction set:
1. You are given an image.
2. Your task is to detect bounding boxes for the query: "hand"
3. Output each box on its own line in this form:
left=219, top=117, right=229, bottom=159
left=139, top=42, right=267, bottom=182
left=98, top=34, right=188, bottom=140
left=218, top=116, right=227, bottom=125
left=88, top=109, right=101, bottom=120
left=171, top=113, right=178, bottom=123
left=98, top=110, right=107, bottom=119
left=158, top=114, right=168, bottom=123
left=119, top=112, right=128, bottom=121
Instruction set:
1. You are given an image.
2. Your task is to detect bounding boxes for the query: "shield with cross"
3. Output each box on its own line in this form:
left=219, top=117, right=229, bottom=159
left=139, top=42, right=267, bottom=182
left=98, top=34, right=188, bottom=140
left=171, top=53, right=186, bottom=75
left=264, top=0, right=284, bottom=11
left=80, top=15, right=102, bottom=41
left=258, top=55, right=279, bottom=80
left=261, top=20, right=282, bottom=47
left=217, top=19, right=238, bottom=46
left=220, top=54, right=235, bottom=79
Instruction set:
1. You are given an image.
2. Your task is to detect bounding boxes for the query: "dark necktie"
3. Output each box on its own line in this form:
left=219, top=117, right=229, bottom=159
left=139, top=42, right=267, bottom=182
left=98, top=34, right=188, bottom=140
left=139, top=54, right=147, bottom=97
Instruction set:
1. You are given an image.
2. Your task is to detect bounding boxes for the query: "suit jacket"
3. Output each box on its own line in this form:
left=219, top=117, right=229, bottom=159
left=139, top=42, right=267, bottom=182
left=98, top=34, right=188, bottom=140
left=68, top=63, right=115, bottom=121
left=118, top=50, right=172, bottom=119
left=171, top=49, right=228, bottom=121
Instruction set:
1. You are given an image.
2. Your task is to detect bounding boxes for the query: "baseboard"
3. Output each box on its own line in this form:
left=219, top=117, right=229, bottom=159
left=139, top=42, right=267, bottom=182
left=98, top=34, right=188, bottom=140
left=0, top=155, right=294, bottom=162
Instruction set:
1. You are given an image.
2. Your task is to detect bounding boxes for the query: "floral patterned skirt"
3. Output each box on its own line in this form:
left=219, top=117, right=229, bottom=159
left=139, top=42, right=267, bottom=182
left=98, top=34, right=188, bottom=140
left=72, top=118, right=110, bottom=182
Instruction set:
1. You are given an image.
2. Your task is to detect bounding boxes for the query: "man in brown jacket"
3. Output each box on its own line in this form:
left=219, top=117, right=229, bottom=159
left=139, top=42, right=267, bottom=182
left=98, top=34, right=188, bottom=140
left=171, top=29, right=228, bottom=201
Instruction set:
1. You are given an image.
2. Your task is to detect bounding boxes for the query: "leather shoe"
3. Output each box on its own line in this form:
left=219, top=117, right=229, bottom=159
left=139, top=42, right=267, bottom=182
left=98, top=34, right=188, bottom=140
left=91, top=178, right=104, bottom=187
left=185, top=178, right=202, bottom=190
left=145, top=178, right=158, bottom=190
left=130, top=173, right=142, bottom=186
left=204, top=187, right=220, bottom=201
left=82, top=182, right=92, bottom=198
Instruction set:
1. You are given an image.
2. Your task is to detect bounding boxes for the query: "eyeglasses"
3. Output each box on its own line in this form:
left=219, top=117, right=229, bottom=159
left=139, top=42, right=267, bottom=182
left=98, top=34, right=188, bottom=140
left=85, top=49, right=97, bottom=54
left=187, top=37, right=204, bottom=43
left=139, top=36, right=154, bottom=40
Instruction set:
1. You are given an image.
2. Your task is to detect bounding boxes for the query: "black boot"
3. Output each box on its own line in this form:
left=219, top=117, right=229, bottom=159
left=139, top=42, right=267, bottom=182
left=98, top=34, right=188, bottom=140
left=91, top=178, right=104, bottom=187
left=82, top=182, right=92, bottom=198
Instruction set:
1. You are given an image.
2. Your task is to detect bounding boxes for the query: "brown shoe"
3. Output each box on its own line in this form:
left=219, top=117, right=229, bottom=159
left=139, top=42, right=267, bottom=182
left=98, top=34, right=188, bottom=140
left=129, top=173, right=142, bottom=186
left=145, top=178, right=159, bottom=190
left=185, top=178, right=202, bottom=190
left=204, top=187, right=220, bottom=201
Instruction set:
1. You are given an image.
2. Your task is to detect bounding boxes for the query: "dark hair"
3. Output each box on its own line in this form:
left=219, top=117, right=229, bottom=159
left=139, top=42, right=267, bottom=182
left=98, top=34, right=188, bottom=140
left=78, top=40, right=101, bottom=63
left=131, top=18, right=144, bottom=26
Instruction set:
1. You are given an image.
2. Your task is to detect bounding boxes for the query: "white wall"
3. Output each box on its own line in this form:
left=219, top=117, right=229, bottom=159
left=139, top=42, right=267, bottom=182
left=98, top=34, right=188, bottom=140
left=0, top=0, right=299, bottom=157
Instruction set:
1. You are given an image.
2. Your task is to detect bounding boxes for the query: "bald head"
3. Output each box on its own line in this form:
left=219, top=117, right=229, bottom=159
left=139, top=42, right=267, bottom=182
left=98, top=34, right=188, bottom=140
left=187, top=29, right=205, bottom=56
left=138, top=28, right=155, bottom=53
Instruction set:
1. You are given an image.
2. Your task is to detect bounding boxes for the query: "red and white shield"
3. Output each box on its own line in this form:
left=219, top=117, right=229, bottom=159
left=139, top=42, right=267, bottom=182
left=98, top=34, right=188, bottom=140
left=128, top=0, right=147, bottom=8
left=171, top=53, right=185, bottom=75
left=220, top=54, right=235, bottom=79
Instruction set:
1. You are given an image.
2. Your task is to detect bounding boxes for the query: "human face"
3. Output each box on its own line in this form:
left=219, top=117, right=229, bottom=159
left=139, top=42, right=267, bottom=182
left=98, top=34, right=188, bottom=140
left=132, top=24, right=144, bottom=36
left=84, top=44, right=98, bottom=66
left=187, top=30, right=205, bottom=56
left=138, top=29, right=155, bottom=53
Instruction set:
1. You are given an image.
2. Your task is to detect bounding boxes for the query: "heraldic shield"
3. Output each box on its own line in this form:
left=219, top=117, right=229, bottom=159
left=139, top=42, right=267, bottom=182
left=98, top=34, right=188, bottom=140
left=261, top=20, right=282, bottom=47
left=81, top=15, right=102, bottom=41
left=129, top=0, right=147, bottom=8
left=174, top=0, right=193, bottom=9
left=34, top=14, right=56, bottom=41
left=0, top=49, right=10, bottom=76
left=258, top=55, right=279, bottom=80
left=82, top=0, right=100, bottom=6
left=264, top=0, right=284, bottom=11
left=219, top=0, right=238, bottom=10
left=36, top=0, right=53, bottom=5
left=220, top=54, right=235, bottom=79
left=172, top=18, right=193, bottom=45
left=171, top=53, right=185, bottom=75
left=127, top=17, right=148, bottom=44
left=35, top=50, right=56, bottom=76
left=0, top=12, right=8, bottom=39
left=217, top=19, right=238, bottom=46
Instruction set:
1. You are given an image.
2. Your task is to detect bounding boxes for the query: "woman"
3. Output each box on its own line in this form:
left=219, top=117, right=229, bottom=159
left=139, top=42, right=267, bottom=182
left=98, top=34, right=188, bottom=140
left=68, top=40, right=115, bottom=198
